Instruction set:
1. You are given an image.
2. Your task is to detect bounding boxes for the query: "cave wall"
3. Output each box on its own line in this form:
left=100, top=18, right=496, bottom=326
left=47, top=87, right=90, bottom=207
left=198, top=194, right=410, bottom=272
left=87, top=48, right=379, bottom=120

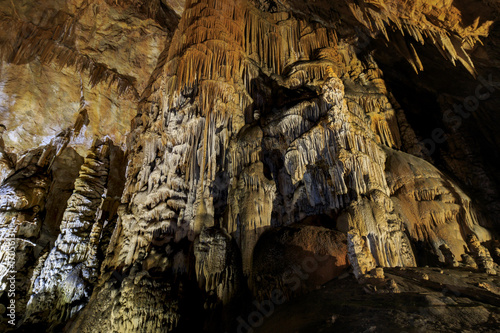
left=0, top=0, right=499, bottom=332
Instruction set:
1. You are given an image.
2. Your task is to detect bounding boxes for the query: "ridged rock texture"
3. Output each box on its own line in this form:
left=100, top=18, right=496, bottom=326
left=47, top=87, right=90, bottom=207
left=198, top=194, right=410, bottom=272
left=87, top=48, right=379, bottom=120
left=24, top=139, right=111, bottom=328
left=0, top=0, right=500, bottom=332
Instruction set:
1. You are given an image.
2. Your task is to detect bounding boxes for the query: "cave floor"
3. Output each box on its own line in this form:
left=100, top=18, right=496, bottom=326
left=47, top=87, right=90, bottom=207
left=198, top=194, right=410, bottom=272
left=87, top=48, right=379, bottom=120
left=254, top=267, right=500, bottom=333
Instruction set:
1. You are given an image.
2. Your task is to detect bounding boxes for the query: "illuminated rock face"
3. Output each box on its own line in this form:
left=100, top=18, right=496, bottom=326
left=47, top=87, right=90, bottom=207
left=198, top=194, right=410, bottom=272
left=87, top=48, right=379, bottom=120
left=0, top=0, right=500, bottom=332
left=25, top=140, right=111, bottom=328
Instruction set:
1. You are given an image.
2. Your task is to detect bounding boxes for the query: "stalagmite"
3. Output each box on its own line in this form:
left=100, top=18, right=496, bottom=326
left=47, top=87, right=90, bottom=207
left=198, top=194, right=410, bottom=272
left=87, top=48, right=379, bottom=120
left=25, top=139, right=110, bottom=326
left=468, top=235, right=498, bottom=275
left=347, top=229, right=377, bottom=279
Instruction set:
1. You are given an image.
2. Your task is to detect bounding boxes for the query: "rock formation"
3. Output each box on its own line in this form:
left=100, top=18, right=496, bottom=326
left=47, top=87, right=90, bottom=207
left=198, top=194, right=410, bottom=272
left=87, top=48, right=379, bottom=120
left=24, top=139, right=111, bottom=328
left=0, top=0, right=499, bottom=332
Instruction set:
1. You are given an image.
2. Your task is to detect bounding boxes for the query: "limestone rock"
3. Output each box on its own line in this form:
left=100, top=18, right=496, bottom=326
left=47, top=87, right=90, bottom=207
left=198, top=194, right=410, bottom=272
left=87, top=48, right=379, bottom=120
left=461, top=253, right=479, bottom=270
left=468, top=235, right=498, bottom=275
left=194, top=227, right=242, bottom=306
left=25, top=139, right=111, bottom=327
left=439, top=244, right=459, bottom=268
left=384, top=147, right=491, bottom=265
left=347, top=229, right=377, bottom=279
left=251, top=224, right=349, bottom=299
left=0, top=0, right=177, bottom=155
left=0, top=0, right=499, bottom=332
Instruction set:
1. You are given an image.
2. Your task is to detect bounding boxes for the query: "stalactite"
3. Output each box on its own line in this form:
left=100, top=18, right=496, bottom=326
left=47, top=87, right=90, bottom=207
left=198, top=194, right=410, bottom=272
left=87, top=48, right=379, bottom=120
left=347, top=0, right=493, bottom=75
left=224, top=118, right=276, bottom=275
left=264, top=99, right=326, bottom=143
left=282, top=75, right=390, bottom=211
left=226, top=161, right=276, bottom=275
left=347, top=93, right=402, bottom=149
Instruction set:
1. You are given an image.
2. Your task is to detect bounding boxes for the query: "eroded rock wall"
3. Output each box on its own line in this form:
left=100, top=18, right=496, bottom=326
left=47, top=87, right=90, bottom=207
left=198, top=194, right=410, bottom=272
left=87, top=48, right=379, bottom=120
left=0, top=0, right=498, bottom=332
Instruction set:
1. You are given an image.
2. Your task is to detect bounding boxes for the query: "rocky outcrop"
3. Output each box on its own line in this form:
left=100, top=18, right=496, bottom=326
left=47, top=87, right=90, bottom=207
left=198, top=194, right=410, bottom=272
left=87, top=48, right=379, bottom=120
left=384, top=147, right=492, bottom=265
